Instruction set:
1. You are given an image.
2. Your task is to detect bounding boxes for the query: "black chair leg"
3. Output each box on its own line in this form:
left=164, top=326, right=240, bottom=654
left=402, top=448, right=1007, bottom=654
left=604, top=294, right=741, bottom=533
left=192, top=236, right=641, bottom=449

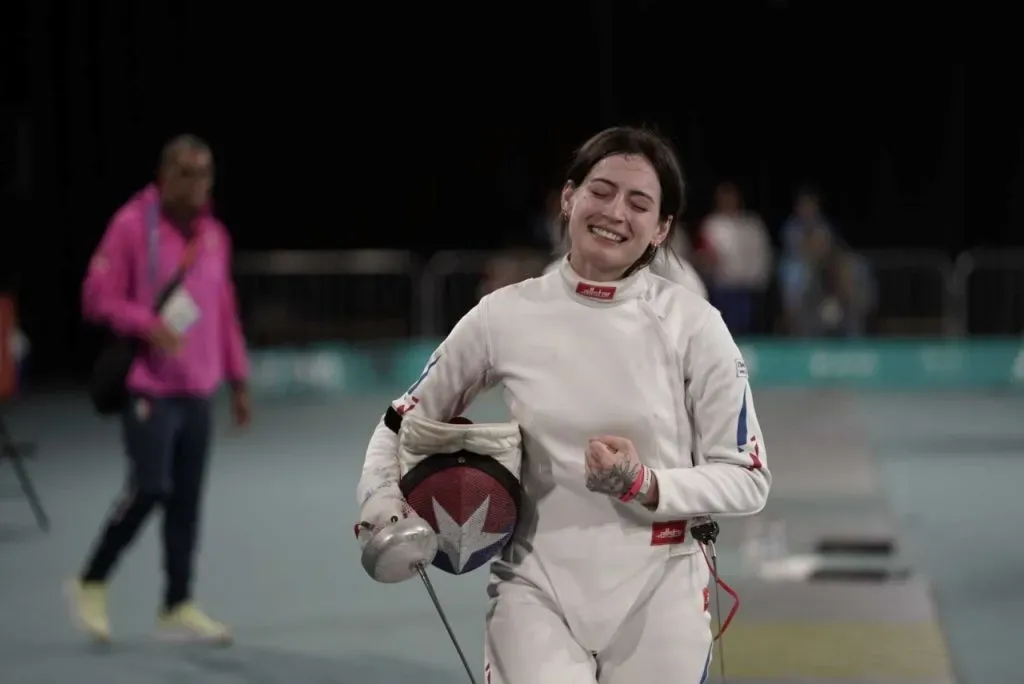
left=0, top=416, right=50, bottom=532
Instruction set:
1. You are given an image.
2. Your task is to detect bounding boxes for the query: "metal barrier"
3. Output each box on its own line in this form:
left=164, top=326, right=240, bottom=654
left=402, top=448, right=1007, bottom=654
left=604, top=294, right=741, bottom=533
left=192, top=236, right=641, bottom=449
left=231, top=247, right=1016, bottom=340
left=415, top=249, right=957, bottom=338
left=953, top=249, right=1024, bottom=335
left=416, top=250, right=536, bottom=337
left=233, top=250, right=421, bottom=346
left=860, top=250, right=955, bottom=336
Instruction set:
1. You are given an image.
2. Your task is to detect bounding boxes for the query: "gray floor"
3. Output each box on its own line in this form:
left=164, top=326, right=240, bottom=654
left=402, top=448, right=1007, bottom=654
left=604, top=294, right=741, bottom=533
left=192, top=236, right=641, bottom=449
left=0, top=389, right=1017, bottom=684
left=854, top=392, right=1024, bottom=684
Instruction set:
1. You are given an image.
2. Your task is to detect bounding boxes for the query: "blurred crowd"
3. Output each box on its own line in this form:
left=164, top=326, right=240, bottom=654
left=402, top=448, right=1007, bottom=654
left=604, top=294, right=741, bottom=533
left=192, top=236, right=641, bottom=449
left=486, top=182, right=877, bottom=338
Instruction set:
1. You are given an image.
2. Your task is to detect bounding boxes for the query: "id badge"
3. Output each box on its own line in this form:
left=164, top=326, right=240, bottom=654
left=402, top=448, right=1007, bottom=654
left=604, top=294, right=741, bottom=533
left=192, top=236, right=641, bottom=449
left=160, top=286, right=201, bottom=334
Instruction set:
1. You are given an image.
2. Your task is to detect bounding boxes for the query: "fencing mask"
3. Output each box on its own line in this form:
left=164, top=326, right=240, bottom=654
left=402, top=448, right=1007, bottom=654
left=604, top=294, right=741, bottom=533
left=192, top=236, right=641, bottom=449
left=396, top=412, right=523, bottom=575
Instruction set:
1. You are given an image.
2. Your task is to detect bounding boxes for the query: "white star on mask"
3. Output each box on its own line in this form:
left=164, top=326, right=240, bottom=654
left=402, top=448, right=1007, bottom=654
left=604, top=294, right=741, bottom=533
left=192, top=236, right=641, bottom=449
left=432, top=496, right=509, bottom=574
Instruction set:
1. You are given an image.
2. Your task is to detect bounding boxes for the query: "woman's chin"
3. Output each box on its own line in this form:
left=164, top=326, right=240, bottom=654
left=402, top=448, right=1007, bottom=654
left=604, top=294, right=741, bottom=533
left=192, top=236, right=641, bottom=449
left=575, top=244, right=636, bottom=277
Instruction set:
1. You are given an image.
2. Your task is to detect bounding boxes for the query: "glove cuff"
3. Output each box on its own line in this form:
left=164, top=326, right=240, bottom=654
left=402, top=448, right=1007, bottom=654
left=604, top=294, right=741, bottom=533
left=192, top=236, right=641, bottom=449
left=358, top=492, right=414, bottom=536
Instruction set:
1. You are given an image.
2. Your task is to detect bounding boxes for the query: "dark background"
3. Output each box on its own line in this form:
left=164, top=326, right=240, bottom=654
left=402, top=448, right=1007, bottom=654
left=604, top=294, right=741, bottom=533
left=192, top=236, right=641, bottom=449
left=0, top=1, right=983, bottom=379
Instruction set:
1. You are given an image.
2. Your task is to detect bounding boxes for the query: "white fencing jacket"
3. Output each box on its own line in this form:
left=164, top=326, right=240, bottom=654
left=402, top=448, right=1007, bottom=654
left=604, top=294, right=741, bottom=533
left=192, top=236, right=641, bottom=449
left=357, top=257, right=770, bottom=651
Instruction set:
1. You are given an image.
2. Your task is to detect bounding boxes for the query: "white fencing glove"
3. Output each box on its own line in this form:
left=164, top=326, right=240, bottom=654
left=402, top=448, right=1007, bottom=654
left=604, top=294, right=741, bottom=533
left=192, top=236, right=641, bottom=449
left=356, top=492, right=438, bottom=584
left=355, top=493, right=416, bottom=549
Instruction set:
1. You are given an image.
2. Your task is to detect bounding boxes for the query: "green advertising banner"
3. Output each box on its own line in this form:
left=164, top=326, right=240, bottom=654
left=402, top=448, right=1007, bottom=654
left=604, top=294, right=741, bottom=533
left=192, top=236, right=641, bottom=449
left=246, top=339, right=1024, bottom=396
left=734, top=339, right=1024, bottom=388
left=246, top=343, right=376, bottom=396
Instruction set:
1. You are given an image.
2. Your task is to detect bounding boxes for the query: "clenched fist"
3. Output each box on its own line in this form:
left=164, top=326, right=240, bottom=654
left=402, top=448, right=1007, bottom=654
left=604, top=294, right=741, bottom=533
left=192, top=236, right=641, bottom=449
left=584, top=435, right=645, bottom=498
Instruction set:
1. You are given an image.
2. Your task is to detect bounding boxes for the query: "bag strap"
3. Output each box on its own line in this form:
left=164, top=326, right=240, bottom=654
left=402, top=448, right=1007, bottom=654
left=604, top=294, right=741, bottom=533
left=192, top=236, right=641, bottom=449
left=146, top=202, right=201, bottom=310
left=147, top=202, right=159, bottom=294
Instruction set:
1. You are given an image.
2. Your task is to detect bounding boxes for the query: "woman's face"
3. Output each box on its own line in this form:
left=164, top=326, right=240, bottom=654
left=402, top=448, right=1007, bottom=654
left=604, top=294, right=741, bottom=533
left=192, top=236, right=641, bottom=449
left=561, top=154, right=670, bottom=280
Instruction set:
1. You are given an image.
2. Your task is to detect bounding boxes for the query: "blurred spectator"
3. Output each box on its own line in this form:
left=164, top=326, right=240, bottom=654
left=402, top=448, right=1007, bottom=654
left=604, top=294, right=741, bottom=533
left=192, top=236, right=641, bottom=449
left=73, top=134, right=249, bottom=644
left=695, top=182, right=773, bottom=334
left=779, top=186, right=833, bottom=267
left=778, top=188, right=875, bottom=336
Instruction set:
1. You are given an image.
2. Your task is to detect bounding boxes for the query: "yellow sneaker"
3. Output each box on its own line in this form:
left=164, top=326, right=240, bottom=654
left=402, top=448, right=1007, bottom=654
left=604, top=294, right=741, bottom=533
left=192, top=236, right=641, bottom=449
left=67, top=579, right=111, bottom=642
left=157, top=602, right=232, bottom=645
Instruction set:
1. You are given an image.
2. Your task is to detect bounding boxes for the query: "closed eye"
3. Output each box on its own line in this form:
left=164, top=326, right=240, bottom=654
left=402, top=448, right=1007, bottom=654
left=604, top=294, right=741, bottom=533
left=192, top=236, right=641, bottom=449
left=589, top=181, right=615, bottom=199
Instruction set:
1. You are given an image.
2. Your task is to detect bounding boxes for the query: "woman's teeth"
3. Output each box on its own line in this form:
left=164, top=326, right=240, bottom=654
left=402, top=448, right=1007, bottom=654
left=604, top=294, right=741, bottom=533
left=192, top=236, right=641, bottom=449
left=589, top=226, right=625, bottom=243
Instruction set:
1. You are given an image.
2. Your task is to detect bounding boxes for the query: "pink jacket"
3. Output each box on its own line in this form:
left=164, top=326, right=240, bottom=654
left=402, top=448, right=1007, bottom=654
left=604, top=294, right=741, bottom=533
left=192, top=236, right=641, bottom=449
left=83, top=184, right=249, bottom=397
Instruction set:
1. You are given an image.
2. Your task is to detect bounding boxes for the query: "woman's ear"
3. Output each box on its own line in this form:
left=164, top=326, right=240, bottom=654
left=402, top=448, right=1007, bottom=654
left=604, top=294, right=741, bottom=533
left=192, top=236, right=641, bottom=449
left=653, top=215, right=673, bottom=246
left=560, top=182, right=576, bottom=220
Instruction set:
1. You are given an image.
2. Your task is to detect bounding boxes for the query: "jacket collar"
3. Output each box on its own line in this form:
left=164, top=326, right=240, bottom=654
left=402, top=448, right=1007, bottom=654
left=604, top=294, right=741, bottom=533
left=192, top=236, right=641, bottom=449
left=557, top=256, right=647, bottom=306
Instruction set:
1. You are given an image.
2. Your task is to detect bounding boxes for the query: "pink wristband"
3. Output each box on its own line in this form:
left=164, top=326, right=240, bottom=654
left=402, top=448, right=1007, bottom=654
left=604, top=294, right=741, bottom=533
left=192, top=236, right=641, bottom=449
left=619, top=465, right=647, bottom=503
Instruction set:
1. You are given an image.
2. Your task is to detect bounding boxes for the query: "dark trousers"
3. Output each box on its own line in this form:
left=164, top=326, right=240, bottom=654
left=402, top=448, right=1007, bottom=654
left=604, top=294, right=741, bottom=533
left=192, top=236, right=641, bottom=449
left=711, top=287, right=756, bottom=335
left=81, top=394, right=212, bottom=611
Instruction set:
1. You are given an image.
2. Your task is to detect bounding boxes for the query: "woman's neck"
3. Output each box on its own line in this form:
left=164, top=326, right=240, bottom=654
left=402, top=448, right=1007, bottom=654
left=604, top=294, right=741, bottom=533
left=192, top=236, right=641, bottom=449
left=569, top=252, right=627, bottom=283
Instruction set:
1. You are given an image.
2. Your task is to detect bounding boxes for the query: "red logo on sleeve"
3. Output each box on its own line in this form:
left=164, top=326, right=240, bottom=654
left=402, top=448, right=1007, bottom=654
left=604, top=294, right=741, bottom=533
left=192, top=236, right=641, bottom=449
left=396, top=396, right=420, bottom=415
left=651, top=520, right=687, bottom=545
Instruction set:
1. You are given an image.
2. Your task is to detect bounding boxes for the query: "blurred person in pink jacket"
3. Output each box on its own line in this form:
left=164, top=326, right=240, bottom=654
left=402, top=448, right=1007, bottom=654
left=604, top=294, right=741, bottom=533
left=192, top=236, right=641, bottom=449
left=69, top=134, right=250, bottom=645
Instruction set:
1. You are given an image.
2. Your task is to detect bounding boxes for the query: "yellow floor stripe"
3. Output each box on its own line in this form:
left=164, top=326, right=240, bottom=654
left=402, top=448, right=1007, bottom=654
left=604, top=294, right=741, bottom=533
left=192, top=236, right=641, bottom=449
left=715, top=621, right=955, bottom=679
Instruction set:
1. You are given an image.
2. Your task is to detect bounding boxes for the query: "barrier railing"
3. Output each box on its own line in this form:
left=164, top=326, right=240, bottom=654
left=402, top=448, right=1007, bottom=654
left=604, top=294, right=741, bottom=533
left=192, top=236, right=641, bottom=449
left=416, top=250, right=498, bottom=339
left=952, top=249, right=1024, bottom=336
left=233, top=250, right=422, bottom=346
left=417, top=249, right=960, bottom=338
left=860, top=249, right=956, bottom=336
left=231, top=248, right=1020, bottom=340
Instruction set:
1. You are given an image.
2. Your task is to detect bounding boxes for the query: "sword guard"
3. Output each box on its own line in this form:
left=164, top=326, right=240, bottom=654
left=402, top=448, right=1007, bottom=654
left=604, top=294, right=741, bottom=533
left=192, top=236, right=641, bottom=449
left=691, top=517, right=720, bottom=545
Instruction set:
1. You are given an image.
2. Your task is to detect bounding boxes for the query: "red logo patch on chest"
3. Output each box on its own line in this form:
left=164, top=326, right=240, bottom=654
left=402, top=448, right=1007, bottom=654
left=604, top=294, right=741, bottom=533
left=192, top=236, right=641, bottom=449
left=651, top=520, right=687, bottom=546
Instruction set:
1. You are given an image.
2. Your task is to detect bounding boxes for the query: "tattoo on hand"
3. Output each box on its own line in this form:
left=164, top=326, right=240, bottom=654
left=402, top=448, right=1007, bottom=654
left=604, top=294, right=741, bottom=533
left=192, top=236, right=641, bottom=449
left=586, top=456, right=640, bottom=496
